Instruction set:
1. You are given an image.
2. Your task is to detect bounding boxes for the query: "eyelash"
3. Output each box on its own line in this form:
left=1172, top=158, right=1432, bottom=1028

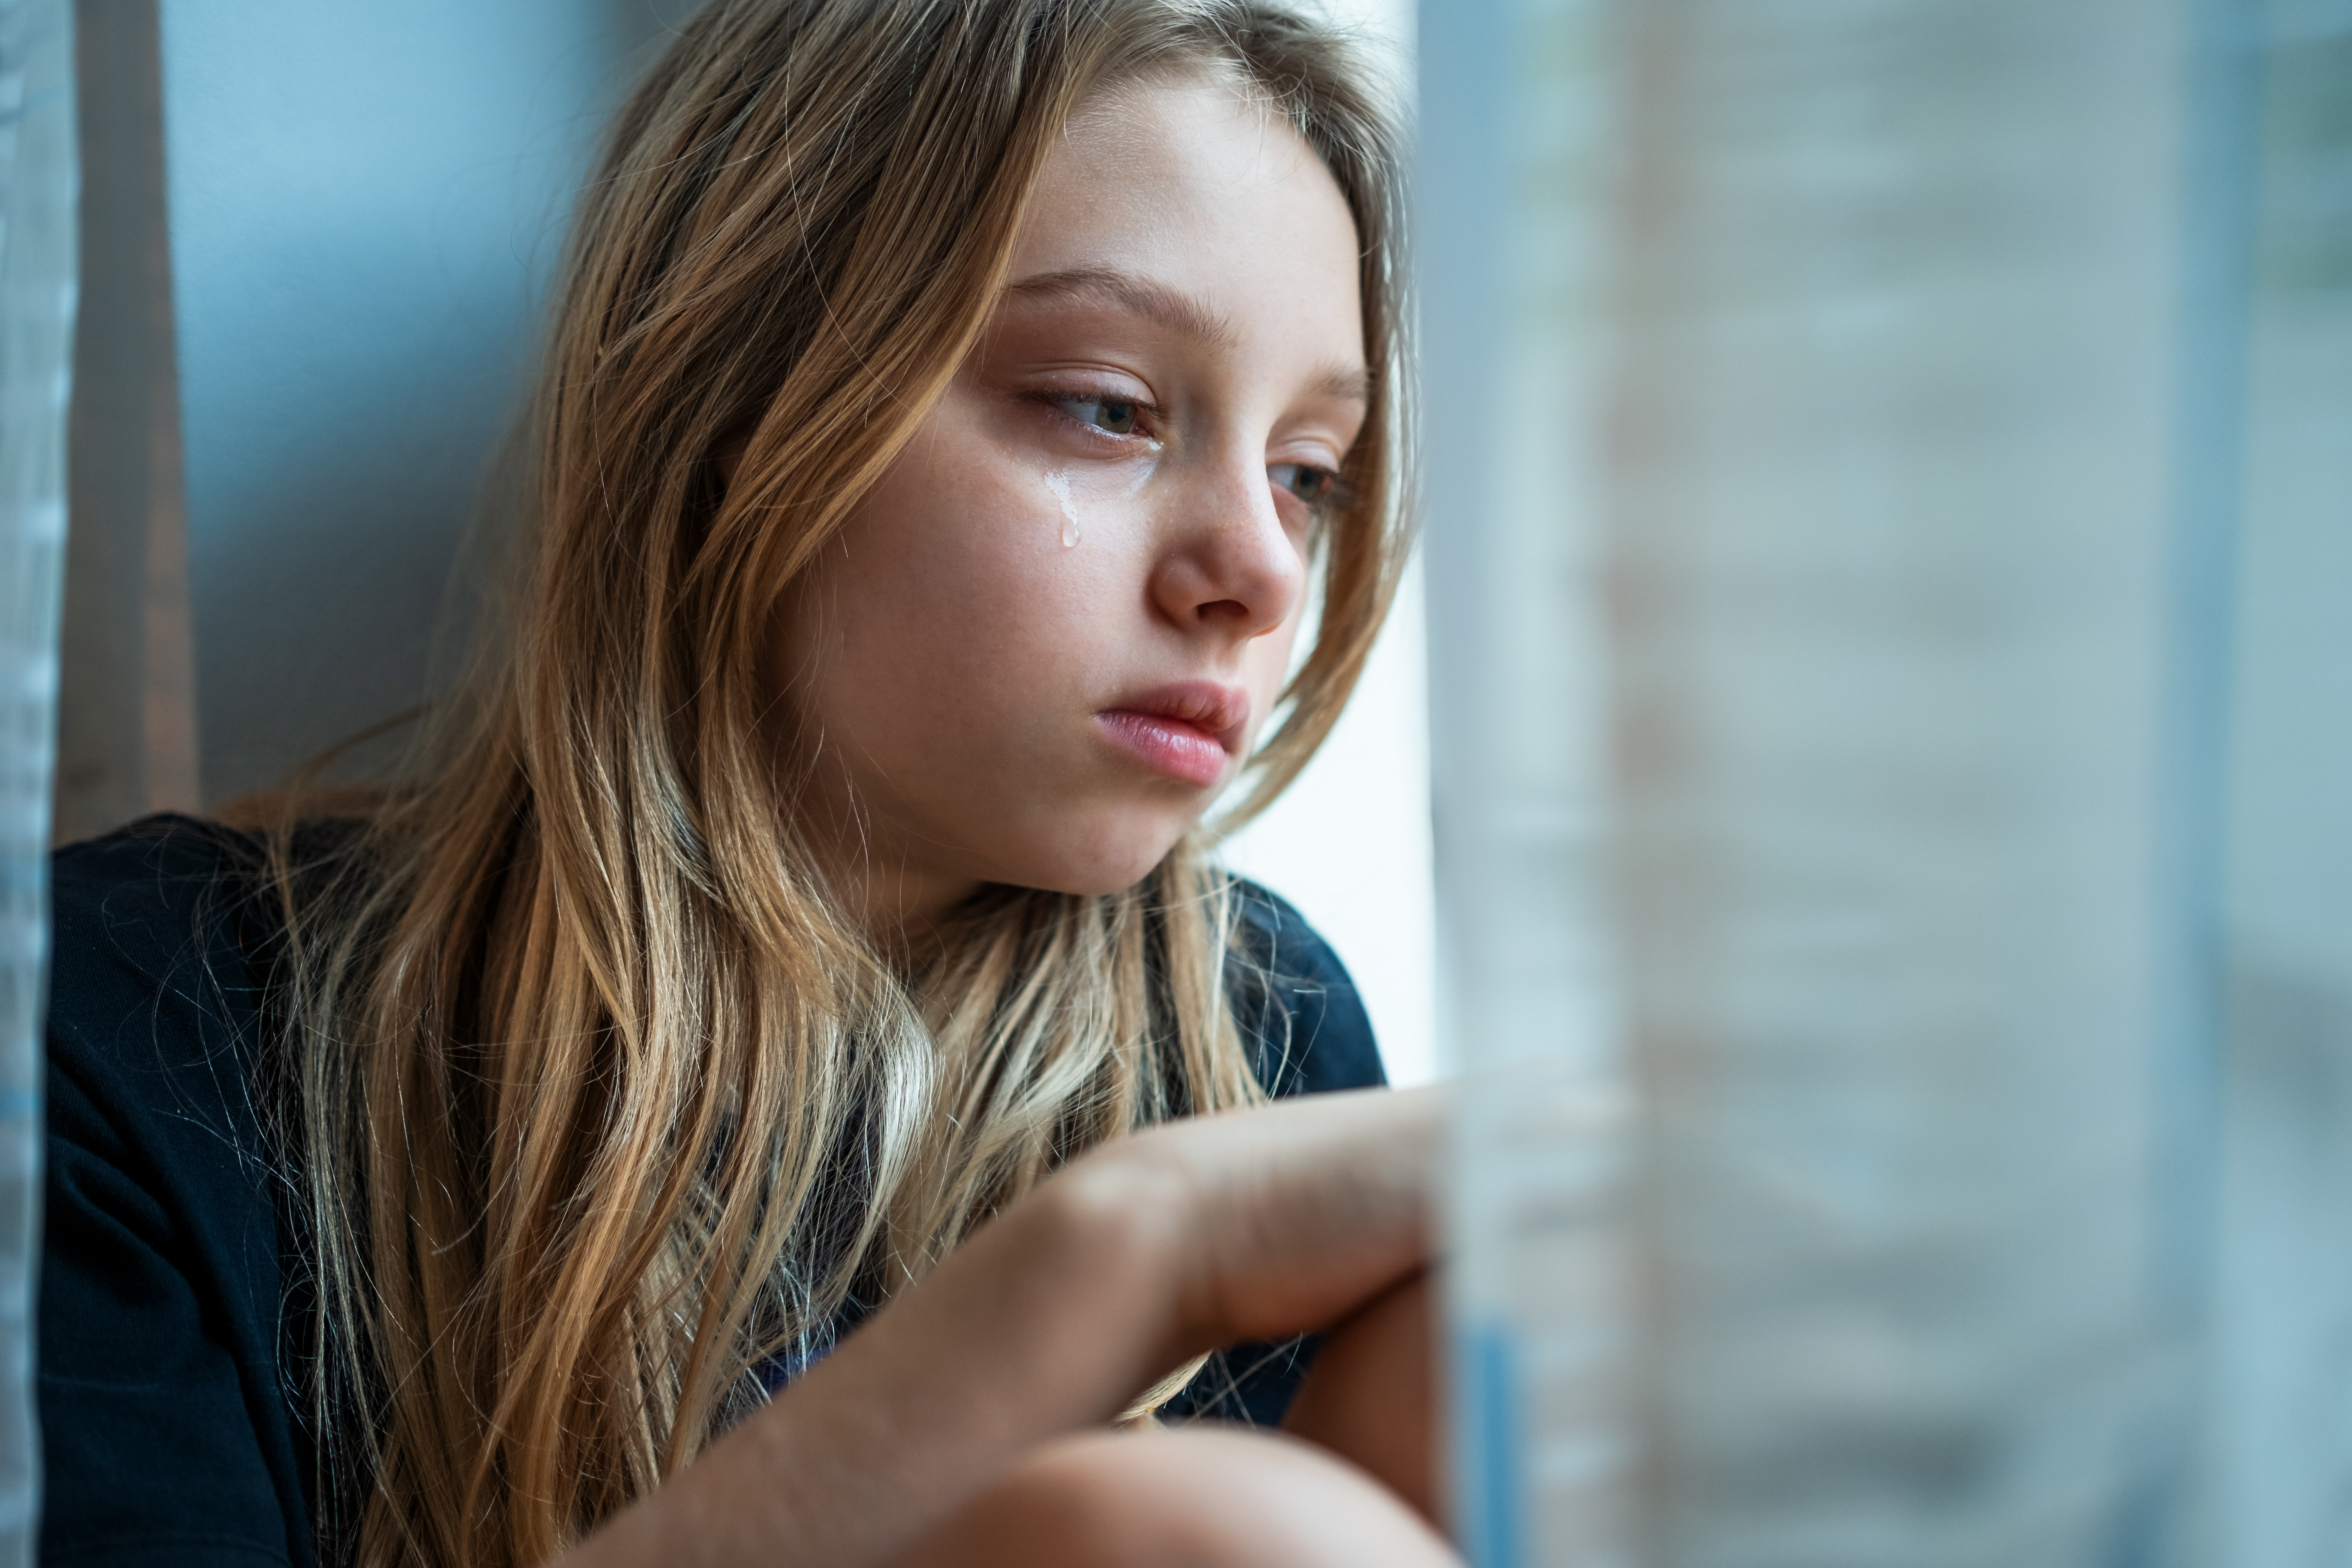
left=1031, top=389, right=1346, bottom=518
left=1269, top=461, right=1343, bottom=514
left=1033, top=389, right=1159, bottom=442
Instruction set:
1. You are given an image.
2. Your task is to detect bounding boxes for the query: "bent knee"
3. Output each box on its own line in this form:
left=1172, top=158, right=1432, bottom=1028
left=887, top=1427, right=1458, bottom=1568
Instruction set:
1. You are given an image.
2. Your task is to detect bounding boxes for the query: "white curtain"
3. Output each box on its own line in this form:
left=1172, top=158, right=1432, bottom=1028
left=0, top=0, right=74, bottom=1560
left=1429, top=0, right=2274, bottom=1562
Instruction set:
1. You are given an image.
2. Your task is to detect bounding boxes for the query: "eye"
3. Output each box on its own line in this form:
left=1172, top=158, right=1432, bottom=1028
left=1051, top=395, right=1141, bottom=436
left=1269, top=461, right=1338, bottom=511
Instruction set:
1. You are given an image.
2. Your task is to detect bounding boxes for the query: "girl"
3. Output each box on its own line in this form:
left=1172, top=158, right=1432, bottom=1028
left=39, top=2, right=1448, bottom=1564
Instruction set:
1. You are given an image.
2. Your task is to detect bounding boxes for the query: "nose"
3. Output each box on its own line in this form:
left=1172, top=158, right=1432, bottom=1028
left=1147, top=452, right=1308, bottom=643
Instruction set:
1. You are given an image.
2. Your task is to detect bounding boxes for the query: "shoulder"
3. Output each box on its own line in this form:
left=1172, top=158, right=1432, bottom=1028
left=47, top=814, right=281, bottom=1132
left=48, top=812, right=359, bottom=1076
left=43, top=810, right=286, bottom=1288
left=1225, top=879, right=1386, bottom=1099
left=51, top=812, right=271, bottom=1012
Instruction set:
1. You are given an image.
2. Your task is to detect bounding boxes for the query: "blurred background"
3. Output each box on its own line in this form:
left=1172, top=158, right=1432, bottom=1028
left=1421, top=0, right=2352, bottom=1564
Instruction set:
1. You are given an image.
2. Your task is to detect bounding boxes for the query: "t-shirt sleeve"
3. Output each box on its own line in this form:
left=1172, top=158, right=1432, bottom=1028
left=1164, top=882, right=1388, bottom=1429
left=39, top=821, right=312, bottom=1568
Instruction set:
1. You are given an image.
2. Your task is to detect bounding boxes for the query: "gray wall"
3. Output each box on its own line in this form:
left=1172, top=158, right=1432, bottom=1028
left=157, top=1, right=680, bottom=802
left=59, top=0, right=195, bottom=844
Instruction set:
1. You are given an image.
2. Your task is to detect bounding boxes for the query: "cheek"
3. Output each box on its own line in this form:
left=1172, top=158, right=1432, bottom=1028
left=1238, top=612, right=1306, bottom=744
left=778, top=428, right=1131, bottom=755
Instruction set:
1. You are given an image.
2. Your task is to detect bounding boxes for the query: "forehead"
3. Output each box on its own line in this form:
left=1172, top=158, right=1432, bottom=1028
left=1003, top=76, right=1366, bottom=369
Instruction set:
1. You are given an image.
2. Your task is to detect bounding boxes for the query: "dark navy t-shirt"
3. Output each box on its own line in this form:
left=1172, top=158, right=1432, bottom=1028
left=37, top=815, right=1384, bottom=1567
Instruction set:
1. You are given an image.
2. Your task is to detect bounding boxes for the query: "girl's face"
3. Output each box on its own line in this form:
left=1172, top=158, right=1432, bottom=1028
left=774, top=76, right=1370, bottom=925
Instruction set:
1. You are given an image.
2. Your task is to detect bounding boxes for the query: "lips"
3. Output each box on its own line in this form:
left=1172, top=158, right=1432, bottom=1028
left=1095, top=681, right=1250, bottom=788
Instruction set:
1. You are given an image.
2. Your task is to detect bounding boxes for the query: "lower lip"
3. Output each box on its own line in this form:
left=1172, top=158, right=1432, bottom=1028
left=1096, top=710, right=1230, bottom=787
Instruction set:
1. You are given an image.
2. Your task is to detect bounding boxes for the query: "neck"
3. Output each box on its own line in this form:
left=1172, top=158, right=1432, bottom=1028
left=782, top=744, right=983, bottom=941
left=831, top=853, right=982, bottom=948
left=794, top=798, right=980, bottom=944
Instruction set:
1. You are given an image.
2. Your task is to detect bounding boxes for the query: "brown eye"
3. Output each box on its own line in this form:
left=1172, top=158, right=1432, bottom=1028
left=1054, top=396, right=1139, bottom=436
left=1269, top=462, right=1337, bottom=509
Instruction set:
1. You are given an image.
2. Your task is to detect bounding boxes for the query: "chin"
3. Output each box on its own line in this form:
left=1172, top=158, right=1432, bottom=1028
left=993, top=819, right=1195, bottom=897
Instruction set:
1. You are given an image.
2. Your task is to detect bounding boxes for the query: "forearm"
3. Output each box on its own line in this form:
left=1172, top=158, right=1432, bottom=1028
left=563, top=1157, right=1198, bottom=1568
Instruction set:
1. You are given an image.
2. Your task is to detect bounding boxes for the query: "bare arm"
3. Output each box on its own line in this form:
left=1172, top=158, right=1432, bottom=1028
left=560, top=1085, right=1441, bottom=1568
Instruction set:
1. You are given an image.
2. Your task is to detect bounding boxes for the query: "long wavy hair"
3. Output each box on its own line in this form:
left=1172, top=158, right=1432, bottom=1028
left=250, top=2, right=1408, bottom=1563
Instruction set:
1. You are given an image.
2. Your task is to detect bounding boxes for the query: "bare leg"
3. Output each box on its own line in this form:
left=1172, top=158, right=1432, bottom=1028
left=1282, top=1272, right=1439, bottom=1524
left=882, top=1426, right=1460, bottom=1568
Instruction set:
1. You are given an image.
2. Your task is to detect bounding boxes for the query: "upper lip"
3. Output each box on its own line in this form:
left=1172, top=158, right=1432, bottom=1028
left=1104, top=681, right=1252, bottom=755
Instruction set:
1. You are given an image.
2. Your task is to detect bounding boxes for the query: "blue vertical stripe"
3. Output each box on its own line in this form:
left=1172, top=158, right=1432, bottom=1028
left=1455, top=1319, right=1524, bottom=1568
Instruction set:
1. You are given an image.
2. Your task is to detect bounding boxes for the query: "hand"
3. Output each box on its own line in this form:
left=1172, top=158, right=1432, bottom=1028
left=1065, top=1084, right=1442, bottom=1369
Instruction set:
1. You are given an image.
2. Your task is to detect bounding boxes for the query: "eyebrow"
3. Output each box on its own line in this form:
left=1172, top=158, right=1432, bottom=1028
left=1311, top=363, right=1376, bottom=404
left=1002, top=265, right=1374, bottom=406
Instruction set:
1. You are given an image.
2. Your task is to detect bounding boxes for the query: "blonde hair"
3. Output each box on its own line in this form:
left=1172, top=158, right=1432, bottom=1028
left=254, top=2, right=1409, bottom=1563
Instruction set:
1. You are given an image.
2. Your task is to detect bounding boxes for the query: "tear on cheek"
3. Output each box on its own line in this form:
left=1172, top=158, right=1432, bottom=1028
left=1044, top=469, right=1081, bottom=548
